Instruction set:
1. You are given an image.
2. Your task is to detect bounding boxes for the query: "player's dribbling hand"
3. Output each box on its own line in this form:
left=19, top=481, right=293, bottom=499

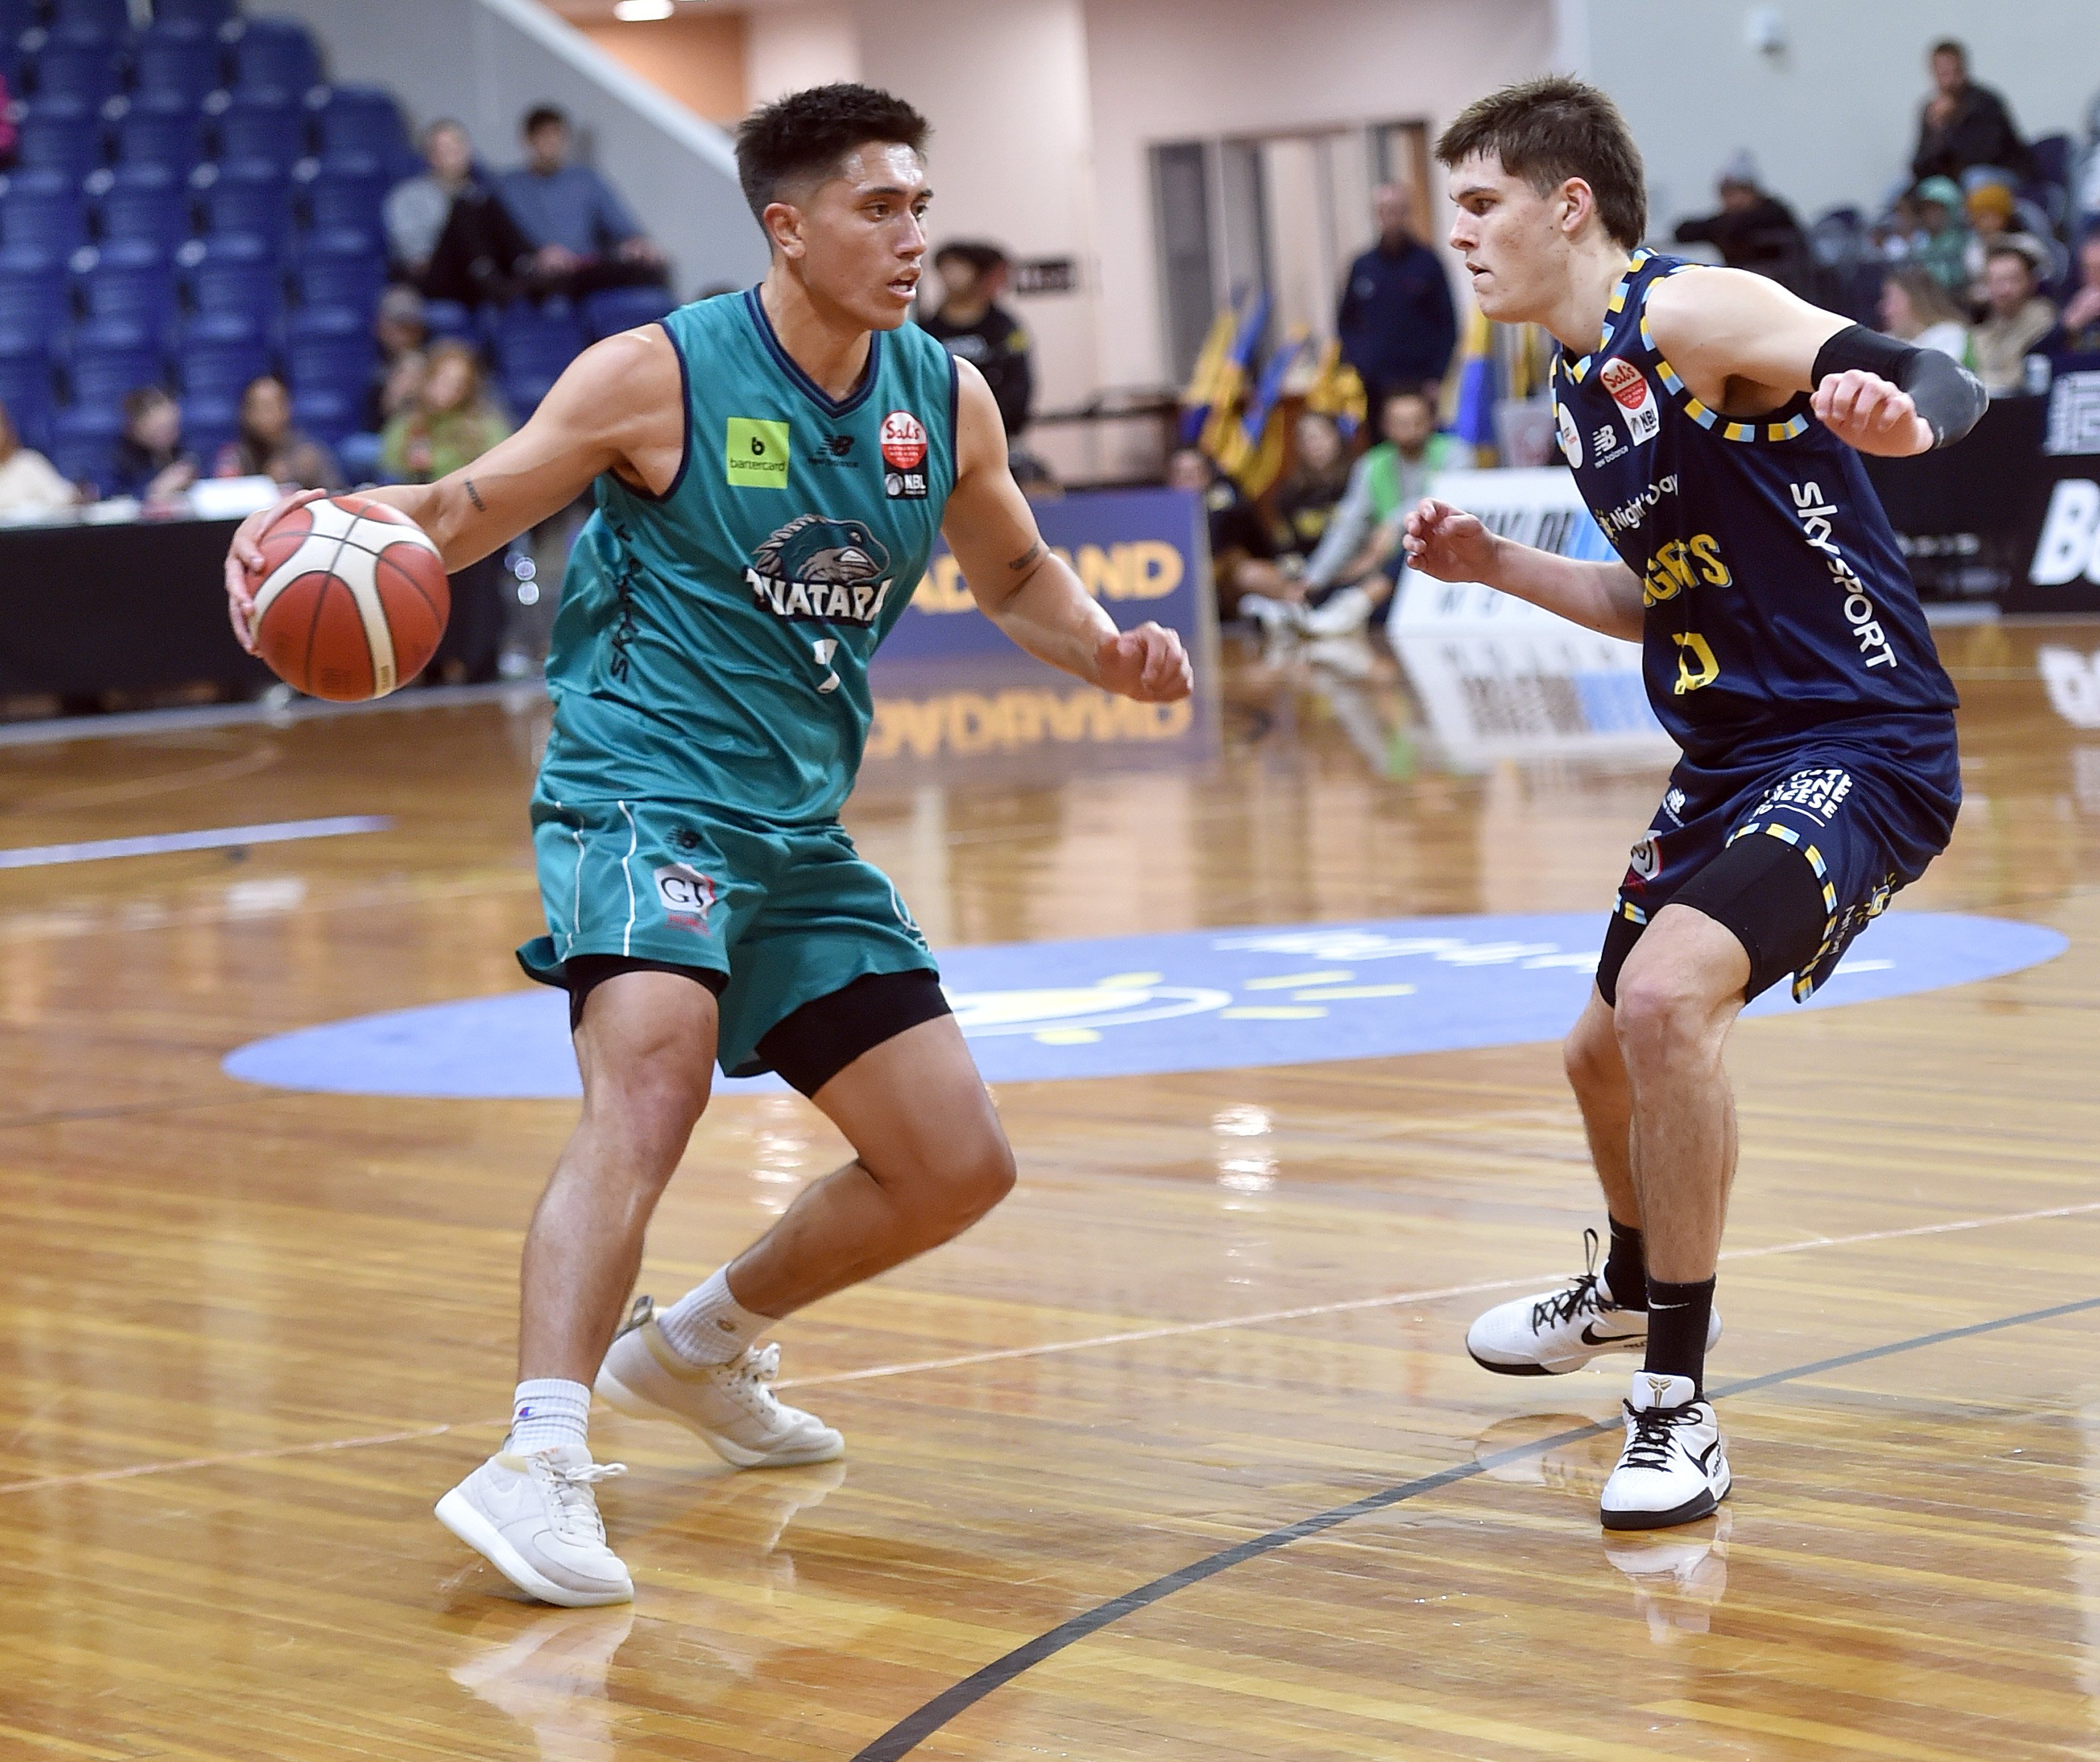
left=1401, top=497, right=1500, bottom=584
left=1095, top=623, right=1193, bottom=703
left=1811, top=369, right=1933, bottom=458
left=224, top=485, right=329, bottom=651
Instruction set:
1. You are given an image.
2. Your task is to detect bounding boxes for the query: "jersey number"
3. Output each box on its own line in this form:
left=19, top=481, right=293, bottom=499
left=1642, top=533, right=1731, bottom=607
left=1671, top=632, right=1719, bottom=696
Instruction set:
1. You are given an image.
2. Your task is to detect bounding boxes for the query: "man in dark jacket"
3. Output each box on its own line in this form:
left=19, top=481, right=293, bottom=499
left=1911, top=39, right=2032, bottom=185
left=919, top=242, right=1033, bottom=438
left=1672, top=151, right=1807, bottom=287
left=1337, top=185, right=1457, bottom=417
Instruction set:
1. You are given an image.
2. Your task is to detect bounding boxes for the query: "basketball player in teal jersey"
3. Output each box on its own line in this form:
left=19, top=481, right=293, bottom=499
left=225, top=84, right=1191, bottom=1606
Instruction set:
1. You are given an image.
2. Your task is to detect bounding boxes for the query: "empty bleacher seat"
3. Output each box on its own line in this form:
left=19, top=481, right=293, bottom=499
left=306, top=85, right=410, bottom=168
left=133, top=27, right=225, bottom=109
left=77, top=245, right=176, bottom=334
left=0, top=169, right=92, bottom=255
left=0, top=360, right=57, bottom=449
left=421, top=299, right=476, bottom=345
left=17, top=101, right=105, bottom=180
left=50, top=401, right=125, bottom=489
left=68, top=336, right=161, bottom=409
left=493, top=299, right=586, bottom=411
left=181, top=337, right=270, bottom=401
left=27, top=39, right=122, bottom=107
left=113, top=96, right=211, bottom=175
left=298, top=153, right=389, bottom=233
left=50, top=0, right=131, bottom=41
left=178, top=231, right=281, bottom=314
left=195, top=159, right=296, bottom=253
left=291, top=385, right=357, bottom=445
left=0, top=245, right=69, bottom=331
left=157, top=0, right=238, bottom=31
left=91, top=162, right=191, bottom=250
left=209, top=90, right=307, bottom=171
left=583, top=285, right=673, bottom=340
left=0, top=0, right=39, bottom=43
left=294, top=244, right=383, bottom=313
left=221, top=15, right=321, bottom=99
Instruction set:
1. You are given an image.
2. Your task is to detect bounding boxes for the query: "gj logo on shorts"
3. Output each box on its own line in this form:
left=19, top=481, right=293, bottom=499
left=1627, top=833, right=1662, bottom=881
left=654, top=864, right=715, bottom=931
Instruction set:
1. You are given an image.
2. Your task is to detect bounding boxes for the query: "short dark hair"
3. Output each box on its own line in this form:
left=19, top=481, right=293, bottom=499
left=1929, top=39, right=1967, bottom=63
left=1436, top=75, right=1647, bottom=250
left=123, top=385, right=172, bottom=423
left=523, top=104, right=567, bottom=138
left=733, top=83, right=930, bottom=227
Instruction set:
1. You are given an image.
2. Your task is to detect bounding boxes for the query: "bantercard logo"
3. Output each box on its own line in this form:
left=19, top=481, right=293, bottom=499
left=725, top=417, right=791, bottom=489
left=745, top=514, right=895, bottom=625
left=2030, top=477, right=2100, bottom=585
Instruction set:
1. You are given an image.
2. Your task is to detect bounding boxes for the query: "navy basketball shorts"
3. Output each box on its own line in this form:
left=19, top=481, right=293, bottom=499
left=1596, top=745, right=1959, bottom=1007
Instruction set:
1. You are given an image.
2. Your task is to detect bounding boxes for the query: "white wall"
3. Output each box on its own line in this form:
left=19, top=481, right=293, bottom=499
left=745, top=2, right=860, bottom=107
left=1577, top=0, right=2100, bottom=231
left=276, top=0, right=767, bottom=295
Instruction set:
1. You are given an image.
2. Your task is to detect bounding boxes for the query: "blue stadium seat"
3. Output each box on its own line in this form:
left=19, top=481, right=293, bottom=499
left=183, top=390, right=240, bottom=459
left=51, top=0, right=132, bottom=40
left=293, top=249, right=382, bottom=313
left=133, top=27, right=225, bottom=109
left=298, top=153, right=389, bottom=233
left=50, top=402, right=126, bottom=491
left=177, top=231, right=281, bottom=314
left=17, top=101, right=106, bottom=180
left=181, top=307, right=267, bottom=349
left=195, top=159, right=295, bottom=253
left=0, top=246, right=69, bottom=332
left=91, top=163, right=192, bottom=250
left=307, top=85, right=409, bottom=165
left=113, top=97, right=211, bottom=175
left=222, top=15, right=321, bottom=99
left=157, top=0, right=238, bottom=31
left=0, top=0, right=39, bottom=43
left=421, top=298, right=476, bottom=345
left=181, top=337, right=271, bottom=401
left=583, top=285, right=673, bottom=340
left=68, top=339, right=161, bottom=408
left=0, top=170, right=91, bottom=254
left=27, top=40, right=122, bottom=107
left=493, top=300, right=585, bottom=410
left=0, top=361, right=56, bottom=451
left=210, top=91, right=306, bottom=171
left=78, top=247, right=176, bottom=332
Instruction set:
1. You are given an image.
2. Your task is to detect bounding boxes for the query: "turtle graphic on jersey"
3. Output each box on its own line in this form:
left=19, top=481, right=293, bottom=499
left=746, top=514, right=895, bottom=625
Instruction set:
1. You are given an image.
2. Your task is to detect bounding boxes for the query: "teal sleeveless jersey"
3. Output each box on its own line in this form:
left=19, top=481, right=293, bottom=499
left=541, top=289, right=959, bottom=825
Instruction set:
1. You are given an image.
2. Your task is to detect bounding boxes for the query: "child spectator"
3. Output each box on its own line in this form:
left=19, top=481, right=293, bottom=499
left=0, top=399, right=79, bottom=518
left=110, top=388, right=199, bottom=505
left=215, top=377, right=344, bottom=490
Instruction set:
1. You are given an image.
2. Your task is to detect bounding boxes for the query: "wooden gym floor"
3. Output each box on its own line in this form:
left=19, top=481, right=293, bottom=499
left=1, top=619, right=2097, bottom=1761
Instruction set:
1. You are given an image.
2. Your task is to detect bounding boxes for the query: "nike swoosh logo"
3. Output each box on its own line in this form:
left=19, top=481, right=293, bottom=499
left=1581, top=1323, right=1643, bottom=1345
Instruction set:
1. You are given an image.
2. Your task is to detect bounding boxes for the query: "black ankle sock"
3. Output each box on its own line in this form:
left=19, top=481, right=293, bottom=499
left=1603, top=1217, right=1647, bottom=1311
left=1643, top=1276, right=1716, bottom=1396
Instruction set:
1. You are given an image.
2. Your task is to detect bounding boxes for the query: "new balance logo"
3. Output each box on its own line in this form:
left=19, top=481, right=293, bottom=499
left=823, top=435, right=855, bottom=457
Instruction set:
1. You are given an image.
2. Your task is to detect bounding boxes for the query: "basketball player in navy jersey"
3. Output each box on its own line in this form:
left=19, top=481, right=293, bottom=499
left=1403, top=78, right=1987, bottom=1529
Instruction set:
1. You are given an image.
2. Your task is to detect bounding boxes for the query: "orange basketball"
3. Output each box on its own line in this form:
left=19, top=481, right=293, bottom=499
left=249, top=495, right=451, bottom=701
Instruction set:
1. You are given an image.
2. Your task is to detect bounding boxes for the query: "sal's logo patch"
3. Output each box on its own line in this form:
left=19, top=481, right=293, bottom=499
left=1599, top=357, right=1661, bottom=446
left=881, top=409, right=929, bottom=499
left=726, top=417, right=791, bottom=489
left=653, top=864, right=716, bottom=931
left=745, top=513, right=894, bottom=625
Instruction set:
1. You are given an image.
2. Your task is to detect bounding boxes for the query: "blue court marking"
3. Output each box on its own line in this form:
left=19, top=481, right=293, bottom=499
left=221, top=909, right=2065, bottom=1100
left=0, top=815, right=391, bottom=870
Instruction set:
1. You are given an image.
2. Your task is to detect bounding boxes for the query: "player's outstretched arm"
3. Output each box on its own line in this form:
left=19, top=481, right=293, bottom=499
left=1403, top=498, right=1645, bottom=642
left=224, top=327, right=684, bottom=651
left=1643, top=266, right=1987, bottom=459
left=941, top=361, right=1191, bottom=703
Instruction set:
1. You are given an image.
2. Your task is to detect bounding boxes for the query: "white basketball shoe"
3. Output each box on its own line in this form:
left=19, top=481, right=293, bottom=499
left=594, top=1295, right=845, bottom=1469
left=1598, top=1371, right=1731, bottom=1531
left=1465, top=1230, right=1721, bottom=1376
left=435, top=1444, right=633, bottom=1607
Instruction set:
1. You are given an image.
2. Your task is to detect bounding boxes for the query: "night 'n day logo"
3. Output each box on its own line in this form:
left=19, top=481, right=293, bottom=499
left=746, top=514, right=895, bottom=625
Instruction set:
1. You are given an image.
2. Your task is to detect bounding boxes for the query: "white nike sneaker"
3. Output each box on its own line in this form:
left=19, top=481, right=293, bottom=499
left=435, top=1444, right=633, bottom=1607
left=1237, top=592, right=1299, bottom=635
left=1465, top=1230, right=1721, bottom=1376
left=594, top=1295, right=845, bottom=1469
left=1598, top=1371, right=1731, bottom=1531
left=1298, top=584, right=1373, bottom=636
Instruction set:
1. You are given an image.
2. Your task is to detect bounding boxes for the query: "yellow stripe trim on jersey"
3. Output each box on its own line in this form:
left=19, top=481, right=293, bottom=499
left=1619, top=901, right=1647, bottom=925
left=1804, top=843, right=1827, bottom=875
left=1761, top=822, right=1801, bottom=846
left=1823, top=882, right=1839, bottom=911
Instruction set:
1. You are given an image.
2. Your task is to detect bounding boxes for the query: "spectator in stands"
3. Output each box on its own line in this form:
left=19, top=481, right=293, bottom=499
left=215, top=376, right=343, bottom=490
left=369, top=349, right=427, bottom=441
left=110, top=388, right=199, bottom=505
left=1671, top=151, right=1806, bottom=285
left=1970, top=241, right=2058, bottom=395
left=387, top=121, right=477, bottom=285
left=367, top=287, right=430, bottom=430
left=1908, top=177, right=1973, bottom=292
left=2050, top=232, right=2100, bottom=355
left=1165, top=445, right=1292, bottom=624
left=379, top=341, right=511, bottom=484
left=1273, top=413, right=1351, bottom=559
left=1911, top=40, right=2033, bottom=188
left=0, top=399, right=78, bottom=518
left=920, top=243, right=1033, bottom=438
left=1879, top=266, right=1971, bottom=363
left=497, top=105, right=667, bottom=298
left=392, top=121, right=538, bottom=309
left=1291, top=385, right=1461, bottom=637
left=1337, top=184, right=1457, bottom=415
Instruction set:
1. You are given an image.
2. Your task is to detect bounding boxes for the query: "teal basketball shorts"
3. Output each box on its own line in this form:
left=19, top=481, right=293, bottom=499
left=517, top=794, right=942, bottom=1082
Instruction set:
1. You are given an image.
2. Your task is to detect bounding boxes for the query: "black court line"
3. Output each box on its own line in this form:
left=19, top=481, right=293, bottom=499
left=850, top=1292, right=2100, bottom=1761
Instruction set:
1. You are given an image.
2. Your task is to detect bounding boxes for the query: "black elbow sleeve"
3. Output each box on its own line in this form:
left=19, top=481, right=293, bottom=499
left=1811, top=323, right=1989, bottom=449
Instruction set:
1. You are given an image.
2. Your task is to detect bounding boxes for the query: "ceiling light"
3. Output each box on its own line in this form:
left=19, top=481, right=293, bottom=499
left=613, top=0, right=675, bottom=19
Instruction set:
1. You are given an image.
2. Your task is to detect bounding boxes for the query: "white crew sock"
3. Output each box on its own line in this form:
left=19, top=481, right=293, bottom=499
left=507, top=1377, right=591, bottom=1455
left=656, top=1267, right=775, bottom=1366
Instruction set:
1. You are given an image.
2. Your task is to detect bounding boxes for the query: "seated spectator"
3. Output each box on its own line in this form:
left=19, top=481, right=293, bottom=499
left=1273, top=412, right=1351, bottom=558
left=0, top=399, right=77, bottom=518
left=386, top=121, right=477, bottom=285
left=1291, top=385, right=1463, bottom=636
left=1672, top=151, right=1806, bottom=284
left=920, top=243, right=1033, bottom=438
left=109, top=387, right=199, bottom=505
left=392, top=121, right=539, bottom=309
left=214, top=376, right=345, bottom=490
left=497, top=105, right=667, bottom=299
left=1879, top=266, right=1971, bottom=362
left=367, top=287, right=430, bottom=430
left=1165, top=445, right=1292, bottom=624
left=379, top=341, right=512, bottom=484
left=1970, top=242, right=2058, bottom=395
left=2051, top=231, right=2100, bottom=355
left=1911, top=39, right=2033, bottom=188
left=1908, top=177, right=1973, bottom=291
left=369, top=349, right=428, bottom=443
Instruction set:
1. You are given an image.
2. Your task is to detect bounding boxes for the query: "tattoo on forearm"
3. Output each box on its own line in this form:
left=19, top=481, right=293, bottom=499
left=1007, top=540, right=1046, bottom=574
left=463, top=477, right=487, bottom=513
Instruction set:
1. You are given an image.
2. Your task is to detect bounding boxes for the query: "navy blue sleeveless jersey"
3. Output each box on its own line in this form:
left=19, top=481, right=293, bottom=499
left=1550, top=251, right=1957, bottom=777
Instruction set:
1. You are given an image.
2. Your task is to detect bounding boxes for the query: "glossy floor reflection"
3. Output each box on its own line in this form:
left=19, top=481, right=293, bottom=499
left=1, top=619, right=2097, bottom=1759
